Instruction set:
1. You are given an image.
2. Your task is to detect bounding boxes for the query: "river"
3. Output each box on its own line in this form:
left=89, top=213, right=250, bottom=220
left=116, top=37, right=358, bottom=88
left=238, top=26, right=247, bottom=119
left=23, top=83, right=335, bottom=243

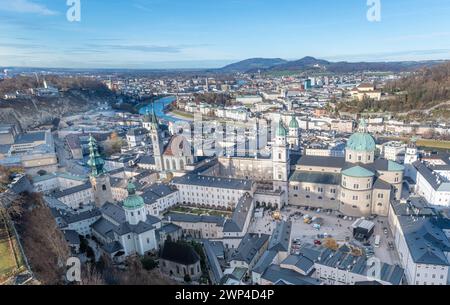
left=138, top=96, right=188, bottom=123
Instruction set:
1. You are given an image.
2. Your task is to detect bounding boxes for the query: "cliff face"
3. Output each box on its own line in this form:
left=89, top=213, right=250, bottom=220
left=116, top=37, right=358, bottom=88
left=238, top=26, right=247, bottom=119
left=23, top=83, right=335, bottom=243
left=0, top=89, right=115, bottom=131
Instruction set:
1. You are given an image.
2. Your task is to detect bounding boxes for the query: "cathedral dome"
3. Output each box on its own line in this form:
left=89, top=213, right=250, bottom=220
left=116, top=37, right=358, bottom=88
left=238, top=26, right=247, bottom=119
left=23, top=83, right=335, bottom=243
left=346, top=132, right=376, bottom=152
left=123, top=182, right=144, bottom=209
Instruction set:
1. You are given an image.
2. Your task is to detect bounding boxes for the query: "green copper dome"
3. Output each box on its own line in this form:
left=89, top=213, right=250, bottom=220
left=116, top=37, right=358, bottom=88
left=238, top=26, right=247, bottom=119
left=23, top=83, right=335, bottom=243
left=289, top=116, right=299, bottom=129
left=346, top=119, right=375, bottom=152
left=276, top=120, right=287, bottom=137
left=346, top=132, right=376, bottom=152
left=123, top=182, right=144, bottom=210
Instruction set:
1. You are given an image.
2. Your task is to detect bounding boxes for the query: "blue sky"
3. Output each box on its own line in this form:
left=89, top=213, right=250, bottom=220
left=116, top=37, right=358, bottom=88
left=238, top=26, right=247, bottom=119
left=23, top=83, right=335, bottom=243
left=1, top=0, right=450, bottom=68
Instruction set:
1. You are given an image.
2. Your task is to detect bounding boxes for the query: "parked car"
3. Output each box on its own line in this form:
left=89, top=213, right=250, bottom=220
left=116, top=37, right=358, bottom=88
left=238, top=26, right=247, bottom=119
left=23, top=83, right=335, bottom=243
left=314, top=240, right=322, bottom=245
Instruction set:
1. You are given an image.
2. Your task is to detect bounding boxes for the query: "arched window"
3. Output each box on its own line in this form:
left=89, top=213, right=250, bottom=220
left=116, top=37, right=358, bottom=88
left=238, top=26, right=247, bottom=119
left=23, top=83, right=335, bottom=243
left=172, top=159, right=177, bottom=170
left=166, top=159, right=170, bottom=170
left=102, top=184, right=106, bottom=191
left=180, top=159, right=184, bottom=170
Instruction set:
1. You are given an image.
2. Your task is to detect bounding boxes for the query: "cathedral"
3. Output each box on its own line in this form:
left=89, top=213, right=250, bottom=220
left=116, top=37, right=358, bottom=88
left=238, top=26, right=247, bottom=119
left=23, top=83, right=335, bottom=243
left=289, top=119, right=404, bottom=217
left=205, top=118, right=404, bottom=217
left=143, top=106, right=195, bottom=173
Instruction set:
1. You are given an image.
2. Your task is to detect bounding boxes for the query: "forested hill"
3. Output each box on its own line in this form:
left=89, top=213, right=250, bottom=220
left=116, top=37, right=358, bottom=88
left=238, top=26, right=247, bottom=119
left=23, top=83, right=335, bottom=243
left=384, top=62, right=450, bottom=110
left=336, top=62, right=450, bottom=120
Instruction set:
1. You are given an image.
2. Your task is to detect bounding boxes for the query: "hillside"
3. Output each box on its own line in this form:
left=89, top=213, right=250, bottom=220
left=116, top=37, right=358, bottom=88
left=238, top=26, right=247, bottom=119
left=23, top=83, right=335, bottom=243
left=219, top=56, right=446, bottom=74
left=219, top=58, right=288, bottom=73
left=336, top=62, right=450, bottom=120
left=0, top=76, right=116, bottom=130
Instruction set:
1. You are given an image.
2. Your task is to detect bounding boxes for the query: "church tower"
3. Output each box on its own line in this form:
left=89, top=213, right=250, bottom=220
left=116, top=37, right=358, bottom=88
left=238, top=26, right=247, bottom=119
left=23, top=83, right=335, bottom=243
left=287, top=115, right=300, bottom=151
left=123, top=181, right=147, bottom=225
left=404, top=137, right=419, bottom=179
left=147, top=104, right=164, bottom=172
left=87, top=135, right=113, bottom=207
left=272, top=120, right=290, bottom=196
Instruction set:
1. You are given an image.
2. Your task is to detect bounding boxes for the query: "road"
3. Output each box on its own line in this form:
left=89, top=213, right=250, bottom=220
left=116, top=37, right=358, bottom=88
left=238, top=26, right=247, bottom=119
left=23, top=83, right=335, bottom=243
left=53, top=134, right=89, bottom=176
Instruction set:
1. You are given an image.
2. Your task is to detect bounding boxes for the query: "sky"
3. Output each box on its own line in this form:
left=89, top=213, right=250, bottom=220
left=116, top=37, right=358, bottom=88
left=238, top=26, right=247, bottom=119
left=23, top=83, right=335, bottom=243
left=1, top=0, right=450, bottom=69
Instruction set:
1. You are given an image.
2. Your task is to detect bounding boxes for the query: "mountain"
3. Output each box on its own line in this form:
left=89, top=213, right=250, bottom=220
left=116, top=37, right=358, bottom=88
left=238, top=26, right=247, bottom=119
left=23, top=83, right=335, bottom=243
left=219, top=58, right=288, bottom=73
left=219, top=56, right=447, bottom=74
left=268, top=56, right=330, bottom=72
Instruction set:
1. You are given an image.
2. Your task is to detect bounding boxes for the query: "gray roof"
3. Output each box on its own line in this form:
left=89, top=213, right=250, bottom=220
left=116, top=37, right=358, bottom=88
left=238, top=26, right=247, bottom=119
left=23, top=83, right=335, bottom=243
left=261, top=264, right=320, bottom=285
left=298, top=243, right=404, bottom=284
left=296, top=155, right=346, bottom=169
left=230, top=233, right=270, bottom=264
left=60, top=208, right=101, bottom=224
left=391, top=197, right=437, bottom=217
left=127, top=127, right=147, bottom=136
left=252, top=250, right=278, bottom=274
left=15, top=131, right=45, bottom=144
left=268, top=221, right=292, bottom=252
left=223, top=194, right=253, bottom=233
left=102, top=241, right=123, bottom=254
left=101, top=202, right=126, bottom=224
left=373, top=178, right=392, bottom=190
left=138, top=155, right=155, bottom=165
left=94, top=202, right=160, bottom=237
left=290, top=171, right=340, bottom=185
left=203, top=240, right=224, bottom=284
left=414, top=161, right=450, bottom=192
left=399, top=215, right=450, bottom=266
left=63, top=230, right=80, bottom=245
left=172, top=174, right=253, bottom=191
left=281, top=254, right=315, bottom=274
left=158, top=223, right=182, bottom=235
left=165, top=212, right=225, bottom=226
left=141, top=183, right=177, bottom=204
left=54, top=182, right=92, bottom=198
left=0, top=144, right=11, bottom=154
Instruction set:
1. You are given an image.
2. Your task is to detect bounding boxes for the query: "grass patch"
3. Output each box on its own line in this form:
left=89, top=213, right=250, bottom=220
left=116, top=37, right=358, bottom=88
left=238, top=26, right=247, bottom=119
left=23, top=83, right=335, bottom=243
left=417, top=139, right=450, bottom=150
left=0, top=214, right=24, bottom=281
left=379, top=136, right=450, bottom=150
left=169, top=110, right=195, bottom=119
left=167, top=206, right=232, bottom=218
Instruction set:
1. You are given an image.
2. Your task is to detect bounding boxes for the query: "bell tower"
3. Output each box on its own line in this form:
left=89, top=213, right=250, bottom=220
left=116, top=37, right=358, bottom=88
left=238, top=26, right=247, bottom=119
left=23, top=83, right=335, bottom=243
left=147, top=103, right=164, bottom=172
left=87, top=135, right=113, bottom=207
left=272, top=119, right=290, bottom=197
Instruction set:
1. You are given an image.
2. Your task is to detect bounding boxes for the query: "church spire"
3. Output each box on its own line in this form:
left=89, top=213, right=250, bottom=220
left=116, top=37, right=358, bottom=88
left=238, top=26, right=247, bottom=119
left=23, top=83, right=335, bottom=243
left=151, top=102, right=159, bottom=127
left=87, top=134, right=106, bottom=177
left=358, top=118, right=368, bottom=133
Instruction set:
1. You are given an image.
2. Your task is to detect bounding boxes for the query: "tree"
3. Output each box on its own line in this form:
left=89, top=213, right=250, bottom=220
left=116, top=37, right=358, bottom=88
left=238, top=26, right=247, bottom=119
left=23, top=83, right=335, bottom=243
left=10, top=192, right=70, bottom=284
left=141, top=257, right=158, bottom=271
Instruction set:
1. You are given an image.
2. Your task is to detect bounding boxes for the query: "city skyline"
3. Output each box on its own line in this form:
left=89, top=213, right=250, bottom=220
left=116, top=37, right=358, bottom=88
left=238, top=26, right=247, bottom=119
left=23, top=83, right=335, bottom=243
left=1, top=0, right=450, bottom=68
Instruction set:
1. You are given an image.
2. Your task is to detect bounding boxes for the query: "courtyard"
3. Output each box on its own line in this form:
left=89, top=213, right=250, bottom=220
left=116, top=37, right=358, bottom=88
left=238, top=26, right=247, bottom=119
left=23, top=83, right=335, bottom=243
left=249, top=205, right=401, bottom=266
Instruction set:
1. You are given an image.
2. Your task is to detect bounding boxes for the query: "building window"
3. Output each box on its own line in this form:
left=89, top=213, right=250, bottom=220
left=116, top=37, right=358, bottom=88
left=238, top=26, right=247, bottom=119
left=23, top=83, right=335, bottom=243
left=102, top=184, right=107, bottom=191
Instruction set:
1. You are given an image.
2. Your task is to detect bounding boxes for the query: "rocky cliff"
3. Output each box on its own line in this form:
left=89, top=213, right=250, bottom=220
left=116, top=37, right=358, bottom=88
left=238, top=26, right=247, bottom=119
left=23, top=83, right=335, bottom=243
left=0, top=89, right=116, bottom=131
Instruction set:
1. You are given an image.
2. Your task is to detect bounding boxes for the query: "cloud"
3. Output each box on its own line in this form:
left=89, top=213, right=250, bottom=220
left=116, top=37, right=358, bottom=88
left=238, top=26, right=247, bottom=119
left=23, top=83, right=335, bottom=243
left=0, top=0, right=58, bottom=16
left=84, top=43, right=210, bottom=54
